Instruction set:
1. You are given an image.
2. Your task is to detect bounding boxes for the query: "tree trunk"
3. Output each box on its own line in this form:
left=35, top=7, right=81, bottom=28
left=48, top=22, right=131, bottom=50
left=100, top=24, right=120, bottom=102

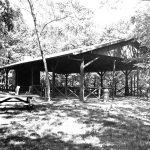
left=27, top=0, right=51, bottom=101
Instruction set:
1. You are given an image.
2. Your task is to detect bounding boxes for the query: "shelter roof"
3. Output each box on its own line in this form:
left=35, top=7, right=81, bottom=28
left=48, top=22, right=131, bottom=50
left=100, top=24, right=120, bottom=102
left=0, top=38, right=139, bottom=73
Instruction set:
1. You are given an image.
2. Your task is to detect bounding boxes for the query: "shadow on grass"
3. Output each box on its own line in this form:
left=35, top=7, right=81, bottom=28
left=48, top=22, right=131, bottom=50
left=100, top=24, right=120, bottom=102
left=0, top=134, right=99, bottom=150
left=1, top=98, right=150, bottom=149
left=0, top=104, right=33, bottom=116
left=29, top=100, right=150, bottom=149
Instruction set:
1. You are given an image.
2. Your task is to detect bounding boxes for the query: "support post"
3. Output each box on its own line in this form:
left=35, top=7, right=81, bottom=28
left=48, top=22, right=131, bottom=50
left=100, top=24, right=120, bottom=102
left=115, top=81, right=117, bottom=96
left=5, top=69, right=9, bottom=92
left=137, top=68, right=139, bottom=97
left=98, top=71, right=105, bottom=97
left=125, top=70, right=129, bottom=96
left=134, top=73, right=136, bottom=96
left=100, top=73, right=104, bottom=96
left=112, top=60, right=116, bottom=100
left=98, top=86, right=101, bottom=100
left=136, top=47, right=139, bottom=97
left=65, top=74, right=68, bottom=99
left=123, top=70, right=131, bottom=96
left=78, top=57, right=100, bottom=101
left=130, top=74, right=133, bottom=96
left=80, top=59, right=84, bottom=101
left=52, top=69, right=56, bottom=98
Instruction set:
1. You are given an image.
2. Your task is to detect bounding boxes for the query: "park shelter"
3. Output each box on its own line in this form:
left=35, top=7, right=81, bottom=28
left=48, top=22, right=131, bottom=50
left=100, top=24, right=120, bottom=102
left=0, top=38, right=140, bottom=101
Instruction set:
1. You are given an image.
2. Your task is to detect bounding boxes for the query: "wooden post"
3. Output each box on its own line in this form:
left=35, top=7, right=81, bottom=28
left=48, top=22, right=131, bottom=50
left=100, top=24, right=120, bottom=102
left=82, top=57, right=100, bottom=101
left=112, top=60, right=116, bottom=100
left=71, top=75, right=75, bottom=87
left=134, top=73, right=136, bottom=96
left=125, top=70, right=129, bottom=96
left=130, top=74, right=133, bottom=96
left=115, top=81, right=117, bottom=96
left=136, top=46, right=139, bottom=97
left=98, top=86, right=101, bottom=100
left=5, top=69, right=9, bottom=92
left=80, top=59, right=84, bottom=101
left=52, top=69, right=55, bottom=98
left=100, top=73, right=104, bottom=96
left=93, top=75, right=96, bottom=87
left=137, top=68, right=139, bottom=97
left=65, top=74, right=68, bottom=99
left=98, top=71, right=105, bottom=97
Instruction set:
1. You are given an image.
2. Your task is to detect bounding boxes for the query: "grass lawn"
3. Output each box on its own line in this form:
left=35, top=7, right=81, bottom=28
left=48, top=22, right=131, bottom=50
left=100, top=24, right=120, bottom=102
left=0, top=96, right=150, bottom=150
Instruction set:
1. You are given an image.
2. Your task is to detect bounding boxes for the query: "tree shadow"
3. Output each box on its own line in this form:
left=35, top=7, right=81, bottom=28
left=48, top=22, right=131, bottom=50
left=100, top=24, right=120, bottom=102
left=1, top=98, right=150, bottom=149
left=0, top=133, right=100, bottom=150
left=40, top=99, right=150, bottom=149
left=0, top=104, right=34, bottom=118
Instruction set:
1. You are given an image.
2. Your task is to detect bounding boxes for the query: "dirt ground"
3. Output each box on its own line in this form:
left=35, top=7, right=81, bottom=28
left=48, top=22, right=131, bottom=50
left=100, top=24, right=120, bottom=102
left=0, top=96, right=150, bottom=150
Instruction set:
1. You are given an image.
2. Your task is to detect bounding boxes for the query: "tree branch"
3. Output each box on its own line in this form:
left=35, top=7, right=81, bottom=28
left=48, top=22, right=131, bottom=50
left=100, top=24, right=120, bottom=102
left=40, top=16, right=68, bottom=35
left=11, top=2, right=31, bottom=14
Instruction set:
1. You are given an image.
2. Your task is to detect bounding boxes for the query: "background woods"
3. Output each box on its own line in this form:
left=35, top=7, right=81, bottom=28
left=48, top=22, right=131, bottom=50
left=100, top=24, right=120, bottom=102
left=0, top=0, right=150, bottom=97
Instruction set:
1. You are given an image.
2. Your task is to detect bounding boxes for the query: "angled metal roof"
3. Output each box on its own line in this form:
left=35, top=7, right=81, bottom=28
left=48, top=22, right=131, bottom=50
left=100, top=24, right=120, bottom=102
left=0, top=38, right=138, bottom=73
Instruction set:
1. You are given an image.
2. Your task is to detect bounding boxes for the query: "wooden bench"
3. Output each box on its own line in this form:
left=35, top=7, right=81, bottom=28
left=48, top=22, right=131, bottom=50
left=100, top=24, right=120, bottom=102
left=9, top=85, right=20, bottom=95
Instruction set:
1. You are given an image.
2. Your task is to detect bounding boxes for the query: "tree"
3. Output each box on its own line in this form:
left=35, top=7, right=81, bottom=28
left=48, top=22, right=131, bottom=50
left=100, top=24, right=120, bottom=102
left=26, top=0, right=51, bottom=101
left=128, top=1, right=150, bottom=94
left=0, top=0, right=19, bottom=65
left=35, top=0, right=95, bottom=53
left=0, top=0, right=18, bottom=34
left=6, top=13, right=40, bottom=61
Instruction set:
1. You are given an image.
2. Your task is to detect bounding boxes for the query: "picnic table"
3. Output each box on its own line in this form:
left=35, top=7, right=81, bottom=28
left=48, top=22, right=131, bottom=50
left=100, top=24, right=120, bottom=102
left=0, top=86, right=40, bottom=108
left=0, top=93, right=39, bottom=108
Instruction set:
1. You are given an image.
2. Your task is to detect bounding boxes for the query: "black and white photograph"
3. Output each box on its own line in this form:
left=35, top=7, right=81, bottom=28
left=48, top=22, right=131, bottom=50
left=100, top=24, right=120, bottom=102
left=0, top=0, right=150, bottom=149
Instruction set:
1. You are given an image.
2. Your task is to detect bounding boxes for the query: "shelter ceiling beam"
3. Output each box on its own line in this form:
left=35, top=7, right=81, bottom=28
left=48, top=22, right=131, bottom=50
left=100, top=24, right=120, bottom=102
left=84, top=57, right=99, bottom=68
left=97, top=71, right=106, bottom=77
left=122, top=70, right=132, bottom=76
left=92, top=45, right=123, bottom=57
left=68, top=55, right=100, bottom=69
